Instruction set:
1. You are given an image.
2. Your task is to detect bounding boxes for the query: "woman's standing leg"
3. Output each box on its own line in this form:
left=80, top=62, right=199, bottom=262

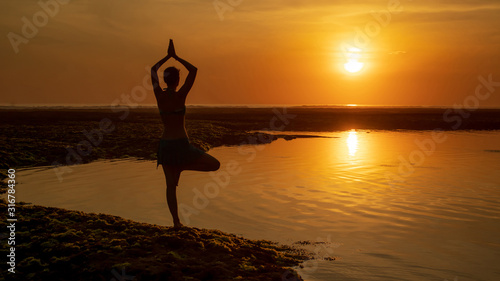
left=162, top=165, right=183, bottom=227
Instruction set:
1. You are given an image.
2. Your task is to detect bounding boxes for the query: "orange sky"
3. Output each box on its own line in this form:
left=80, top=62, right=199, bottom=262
left=1, top=0, right=499, bottom=106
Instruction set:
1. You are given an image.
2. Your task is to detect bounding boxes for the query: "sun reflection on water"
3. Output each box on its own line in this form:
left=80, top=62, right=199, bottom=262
left=347, top=130, right=358, bottom=156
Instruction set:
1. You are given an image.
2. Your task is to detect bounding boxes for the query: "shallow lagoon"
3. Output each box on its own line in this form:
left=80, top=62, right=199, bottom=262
left=14, top=130, right=500, bottom=281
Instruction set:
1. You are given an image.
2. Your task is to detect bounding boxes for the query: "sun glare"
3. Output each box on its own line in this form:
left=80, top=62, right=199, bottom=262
left=347, top=130, right=359, bottom=156
left=344, top=47, right=364, bottom=73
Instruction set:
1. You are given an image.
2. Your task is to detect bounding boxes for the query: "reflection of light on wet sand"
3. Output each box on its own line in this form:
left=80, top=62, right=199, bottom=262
left=346, top=130, right=358, bottom=156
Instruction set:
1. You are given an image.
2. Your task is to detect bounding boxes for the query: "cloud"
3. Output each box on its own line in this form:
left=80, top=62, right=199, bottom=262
left=389, top=51, right=407, bottom=55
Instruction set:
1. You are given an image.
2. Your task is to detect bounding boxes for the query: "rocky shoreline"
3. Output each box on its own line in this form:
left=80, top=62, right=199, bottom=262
left=0, top=201, right=308, bottom=281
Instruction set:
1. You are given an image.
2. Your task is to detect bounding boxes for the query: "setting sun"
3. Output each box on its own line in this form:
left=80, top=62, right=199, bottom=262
left=344, top=47, right=365, bottom=73
left=344, top=47, right=364, bottom=73
left=344, top=61, right=364, bottom=73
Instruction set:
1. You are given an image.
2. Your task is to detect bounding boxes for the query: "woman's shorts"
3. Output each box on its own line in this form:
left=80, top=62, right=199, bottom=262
left=157, top=138, right=205, bottom=167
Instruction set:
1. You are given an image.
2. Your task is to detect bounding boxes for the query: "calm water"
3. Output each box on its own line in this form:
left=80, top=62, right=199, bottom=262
left=12, top=130, right=500, bottom=281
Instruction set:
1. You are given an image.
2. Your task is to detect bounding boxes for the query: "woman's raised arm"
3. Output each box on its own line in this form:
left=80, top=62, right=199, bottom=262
left=151, top=53, right=171, bottom=96
left=169, top=40, right=197, bottom=98
left=175, top=56, right=197, bottom=98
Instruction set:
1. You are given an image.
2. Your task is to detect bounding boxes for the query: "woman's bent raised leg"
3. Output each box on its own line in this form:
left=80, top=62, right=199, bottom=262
left=182, top=153, right=220, bottom=172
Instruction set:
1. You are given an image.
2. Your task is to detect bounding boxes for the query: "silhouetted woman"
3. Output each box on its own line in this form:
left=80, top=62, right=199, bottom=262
left=151, top=39, right=220, bottom=228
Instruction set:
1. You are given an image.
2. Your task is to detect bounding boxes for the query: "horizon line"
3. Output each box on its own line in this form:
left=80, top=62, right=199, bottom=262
left=1, top=103, right=500, bottom=109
